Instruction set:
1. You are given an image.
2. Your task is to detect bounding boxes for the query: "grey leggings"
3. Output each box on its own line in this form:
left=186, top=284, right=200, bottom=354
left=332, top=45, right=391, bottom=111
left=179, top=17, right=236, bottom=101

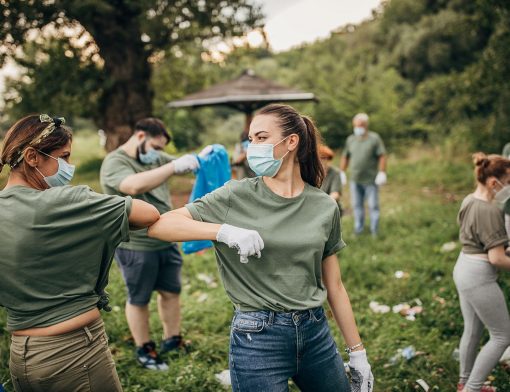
left=453, top=253, right=510, bottom=391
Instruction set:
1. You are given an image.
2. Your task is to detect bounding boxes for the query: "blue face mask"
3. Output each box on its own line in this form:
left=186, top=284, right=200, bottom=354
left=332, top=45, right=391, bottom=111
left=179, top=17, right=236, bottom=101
left=354, top=127, right=366, bottom=137
left=36, top=150, right=75, bottom=187
left=138, top=140, right=160, bottom=165
left=246, top=136, right=290, bottom=177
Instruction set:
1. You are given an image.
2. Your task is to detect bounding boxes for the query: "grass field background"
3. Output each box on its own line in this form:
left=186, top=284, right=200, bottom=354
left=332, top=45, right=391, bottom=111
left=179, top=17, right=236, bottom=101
left=1, top=131, right=509, bottom=391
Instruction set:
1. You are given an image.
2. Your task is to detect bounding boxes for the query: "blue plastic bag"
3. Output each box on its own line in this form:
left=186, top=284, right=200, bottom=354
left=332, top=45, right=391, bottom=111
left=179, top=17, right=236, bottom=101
left=182, top=144, right=231, bottom=254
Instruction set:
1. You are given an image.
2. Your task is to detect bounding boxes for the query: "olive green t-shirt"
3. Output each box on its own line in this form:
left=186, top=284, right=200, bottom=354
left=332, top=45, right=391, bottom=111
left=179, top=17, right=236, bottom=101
left=342, top=131, right=386, bottom=184
left=0, top=185, right=131, bottom=331
left=458, top=194, right=508, bottom=254
left=100, top=148, right=175, bottom=251
left=186, top=177, right=345, bottom=312
left=321, top=166, right=342, bottom=195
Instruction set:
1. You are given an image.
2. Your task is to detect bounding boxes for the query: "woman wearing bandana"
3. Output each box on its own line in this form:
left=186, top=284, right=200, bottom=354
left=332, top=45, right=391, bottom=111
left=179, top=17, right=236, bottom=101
left=149, top=104, right=374, bottom=392
left=454, top=153, right=510, bottom=392
left=0, top=114, right=159, bottom=391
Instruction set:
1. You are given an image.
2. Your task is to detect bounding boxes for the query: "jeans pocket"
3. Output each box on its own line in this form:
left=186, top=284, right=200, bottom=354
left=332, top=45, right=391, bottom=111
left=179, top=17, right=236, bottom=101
left=232, top=313, right=265, bottom=333
left=310, top=307, right=326, bottom=323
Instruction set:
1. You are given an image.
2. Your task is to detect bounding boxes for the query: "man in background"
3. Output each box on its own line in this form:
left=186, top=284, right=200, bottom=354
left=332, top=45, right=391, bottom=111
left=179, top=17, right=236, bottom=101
left=100, top=118, right=198, bottom=371
left=340, top=113, right=387, bottom=237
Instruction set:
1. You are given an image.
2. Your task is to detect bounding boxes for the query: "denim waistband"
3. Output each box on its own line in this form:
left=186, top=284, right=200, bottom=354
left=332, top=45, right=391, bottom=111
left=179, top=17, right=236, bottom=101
left=234, top=307, right=324, bottom=326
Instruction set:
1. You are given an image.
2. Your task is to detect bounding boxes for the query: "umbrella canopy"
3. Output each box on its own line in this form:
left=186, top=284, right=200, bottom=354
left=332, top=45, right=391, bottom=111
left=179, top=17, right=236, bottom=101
left=167, top=69, right=317, bottom=115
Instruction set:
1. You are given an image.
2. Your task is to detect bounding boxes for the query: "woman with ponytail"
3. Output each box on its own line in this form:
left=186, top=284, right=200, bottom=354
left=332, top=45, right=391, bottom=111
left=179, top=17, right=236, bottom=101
left=0, top=114, right=159, bottom=391
left=148, top=104, right=373, bottom=391
left=454, top=153, right=510, bottom=392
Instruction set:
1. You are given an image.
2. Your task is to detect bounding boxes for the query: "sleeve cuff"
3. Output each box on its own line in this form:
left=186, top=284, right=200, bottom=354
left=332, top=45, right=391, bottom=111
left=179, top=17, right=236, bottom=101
left=323, top=239, right=347, bottom=259
left=185, top=203, right=203, bottom=222
left=484, top=236, right=509, bottom=251
left=121, top=196, right=132, bottom=242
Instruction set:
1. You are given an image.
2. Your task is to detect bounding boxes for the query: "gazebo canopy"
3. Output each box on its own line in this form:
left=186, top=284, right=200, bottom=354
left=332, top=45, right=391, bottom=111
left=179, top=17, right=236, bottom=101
left=167, top=69, right=317, bottom=114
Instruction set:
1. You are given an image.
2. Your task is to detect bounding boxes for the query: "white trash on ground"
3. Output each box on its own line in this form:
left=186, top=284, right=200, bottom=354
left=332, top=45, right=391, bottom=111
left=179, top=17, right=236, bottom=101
left=215, top=370, right=231, bottom=387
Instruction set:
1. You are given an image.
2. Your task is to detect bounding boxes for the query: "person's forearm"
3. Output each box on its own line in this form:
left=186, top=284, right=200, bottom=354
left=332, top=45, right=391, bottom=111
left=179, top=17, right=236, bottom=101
left=327, top=283, right=363, bottom=349
left=488, top=246, right=510, bottom=270
left=340, top=156, right=349, bottom=171
left=147, top=210, right=220, bottom=242
left=120, top=162, right=175, bottom=195
left=378, top=155, right=387, bottom=172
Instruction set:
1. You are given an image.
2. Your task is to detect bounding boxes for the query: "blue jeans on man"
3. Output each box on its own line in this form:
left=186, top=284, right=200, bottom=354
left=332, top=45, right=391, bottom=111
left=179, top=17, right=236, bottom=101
left=350, top=182, right=380, bottom=235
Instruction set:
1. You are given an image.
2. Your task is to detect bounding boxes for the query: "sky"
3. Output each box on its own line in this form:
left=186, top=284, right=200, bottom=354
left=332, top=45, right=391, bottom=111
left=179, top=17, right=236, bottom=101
left=259, top=0, right=382, bottom=51
left=0, top=1, right=381, bottom=94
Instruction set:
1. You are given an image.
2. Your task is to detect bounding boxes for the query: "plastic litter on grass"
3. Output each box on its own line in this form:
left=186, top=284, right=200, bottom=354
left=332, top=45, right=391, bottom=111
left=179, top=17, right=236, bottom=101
left=215, top=369, right=231, bottom=387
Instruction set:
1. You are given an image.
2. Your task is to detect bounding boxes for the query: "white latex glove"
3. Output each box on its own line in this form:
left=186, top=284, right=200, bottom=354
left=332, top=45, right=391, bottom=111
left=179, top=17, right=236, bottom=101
left=216, top=224, right=264, bottom=263
left=374, top=171, right=387, bottom=186
left=348, top=350, right=374, bottom=392
left=198, top=145, right=214, bottom=158
left=172, top=154, right=199, bottom=174
left=340, top=171, right=348, bottom=186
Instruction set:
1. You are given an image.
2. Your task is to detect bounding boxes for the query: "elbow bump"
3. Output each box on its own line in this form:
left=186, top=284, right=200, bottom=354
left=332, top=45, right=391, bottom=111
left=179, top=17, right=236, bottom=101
left=147, top=208, right=160, bottom=225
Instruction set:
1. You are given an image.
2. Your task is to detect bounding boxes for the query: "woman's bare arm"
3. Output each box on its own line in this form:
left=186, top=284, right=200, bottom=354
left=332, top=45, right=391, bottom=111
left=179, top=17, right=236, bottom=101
left=322, top=254, right=363, bottom=351
left=147, top=207, right=221, bottom=242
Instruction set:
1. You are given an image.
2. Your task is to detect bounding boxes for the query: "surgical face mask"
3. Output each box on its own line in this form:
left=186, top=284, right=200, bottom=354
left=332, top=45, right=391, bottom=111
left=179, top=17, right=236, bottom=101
left=138, top=140, right=160, bottom=165
left=246, top=136, right=290, bottom=177
left=494, top=179, right=510, bottom=210
left=354, top=127, right=366, bottom=137
left=35, top=150, right=75, bottom=187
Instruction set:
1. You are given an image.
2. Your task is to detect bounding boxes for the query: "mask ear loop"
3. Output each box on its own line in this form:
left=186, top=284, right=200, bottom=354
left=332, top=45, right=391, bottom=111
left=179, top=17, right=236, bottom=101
left=37, top=149, right=58, bottom=161
left=273, top=134, right=293, bottom=161
left=34, top=166, right=46, bottom=179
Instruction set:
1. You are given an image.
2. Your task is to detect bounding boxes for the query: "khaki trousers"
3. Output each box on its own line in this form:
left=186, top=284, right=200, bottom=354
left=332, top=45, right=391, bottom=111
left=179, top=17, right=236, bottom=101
left=9, top=318, right=123, bottom=392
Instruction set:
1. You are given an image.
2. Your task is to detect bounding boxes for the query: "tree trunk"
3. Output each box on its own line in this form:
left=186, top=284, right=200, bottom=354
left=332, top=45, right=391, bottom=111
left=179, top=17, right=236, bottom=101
left=80, top=7, right=153, bottom=151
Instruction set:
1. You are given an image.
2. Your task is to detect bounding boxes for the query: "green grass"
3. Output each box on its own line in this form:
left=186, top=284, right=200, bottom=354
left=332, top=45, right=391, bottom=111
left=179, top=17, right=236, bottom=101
left=1, top=137, right=509, bottom=391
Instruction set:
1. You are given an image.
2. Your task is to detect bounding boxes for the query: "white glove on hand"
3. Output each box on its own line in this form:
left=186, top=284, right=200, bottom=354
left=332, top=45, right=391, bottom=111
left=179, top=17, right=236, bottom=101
left=340, top=171, right=348, bottom=186
left=216, top=224, right=264, bottom=263
left=172, top=154, right=199, bottom=174
left=348, top=350, right=374, bottom=392
left=374, top=171, right=387, bottom=186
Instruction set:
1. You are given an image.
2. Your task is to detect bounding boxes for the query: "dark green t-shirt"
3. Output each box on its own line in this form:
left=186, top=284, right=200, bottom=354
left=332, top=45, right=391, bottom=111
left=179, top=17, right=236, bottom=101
left=0, top=185, right=131, bottom=331
left=458, top=194, right=508, bottom=254
left=186, top=177, right=345, bottom=312
left=321, top=166, right=342, bottom=195
left=342, top=131, right=386, bottom=184
left=100, top=148, right=175, bottom=250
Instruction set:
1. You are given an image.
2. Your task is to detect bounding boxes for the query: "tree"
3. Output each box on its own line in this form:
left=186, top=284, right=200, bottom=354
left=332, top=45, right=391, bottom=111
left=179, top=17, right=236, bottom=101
left=0, top=0, right=263, bottom=150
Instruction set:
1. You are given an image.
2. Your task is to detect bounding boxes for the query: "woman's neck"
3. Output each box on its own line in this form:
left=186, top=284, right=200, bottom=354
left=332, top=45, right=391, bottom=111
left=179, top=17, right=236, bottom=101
left=4, top=171, right=42, bottom=190
left=473, top=183, right=492, bottom=202
left=263, top=157, right=305, bottom=198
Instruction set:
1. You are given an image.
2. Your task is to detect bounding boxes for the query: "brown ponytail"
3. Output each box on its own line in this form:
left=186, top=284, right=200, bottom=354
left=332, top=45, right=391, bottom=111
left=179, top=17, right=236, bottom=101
left=472, top=152, right=510, bottom=184
left=257, top=104, right=325, bottom=187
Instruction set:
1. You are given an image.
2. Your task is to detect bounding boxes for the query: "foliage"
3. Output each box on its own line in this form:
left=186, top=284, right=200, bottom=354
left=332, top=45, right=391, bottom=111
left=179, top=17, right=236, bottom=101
left=150, top=0, right=510, bottom=153
left=0, top=0, right=263, bottom=149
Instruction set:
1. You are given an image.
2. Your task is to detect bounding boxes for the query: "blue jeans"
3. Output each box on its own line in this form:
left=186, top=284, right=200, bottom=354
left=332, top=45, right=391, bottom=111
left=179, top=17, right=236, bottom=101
left=229, top=307, right=351, bottom=392
left=350, top=182, right=380, bottom=235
